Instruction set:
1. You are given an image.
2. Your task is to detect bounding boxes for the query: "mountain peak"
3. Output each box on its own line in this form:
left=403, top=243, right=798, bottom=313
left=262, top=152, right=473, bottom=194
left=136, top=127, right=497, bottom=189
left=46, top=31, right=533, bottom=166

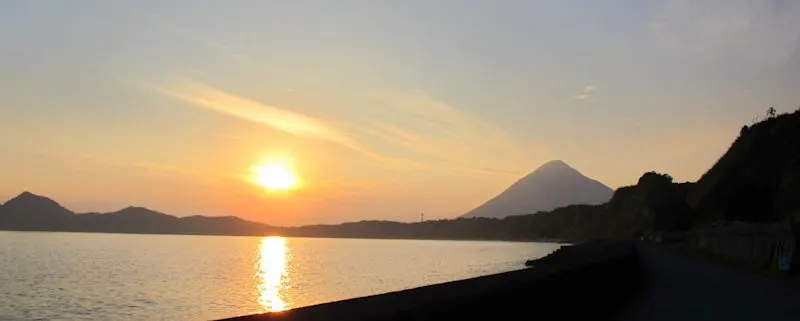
left=461, top=161, right=613, bottom=219
left=7, top=191, right=64, bottom=207
left=112, top=206, right=169, bottom=217
left=19, top=191, right=35, bottom=197
left=1, top=191, right=74, bottom=219
left=16, top=191, right=43, bottom=200
left=537, top=160, right=574, bottom=171
left=121, top=206, right=149, bottom=212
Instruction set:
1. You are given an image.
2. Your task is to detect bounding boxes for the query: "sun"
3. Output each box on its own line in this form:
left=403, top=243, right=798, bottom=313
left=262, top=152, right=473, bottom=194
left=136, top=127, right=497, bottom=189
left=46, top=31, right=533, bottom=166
left=250, top=162, right=299, bottom=190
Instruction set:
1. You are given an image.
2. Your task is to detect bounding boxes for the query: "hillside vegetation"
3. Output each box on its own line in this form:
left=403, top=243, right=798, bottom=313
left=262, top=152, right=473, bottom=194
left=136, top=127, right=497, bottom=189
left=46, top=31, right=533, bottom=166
left=690, top=109, right=800, bottom=223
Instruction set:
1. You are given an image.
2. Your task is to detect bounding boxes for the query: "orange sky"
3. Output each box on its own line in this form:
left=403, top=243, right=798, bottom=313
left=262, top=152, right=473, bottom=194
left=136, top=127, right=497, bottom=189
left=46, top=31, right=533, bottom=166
left=1, top=1, right=799, bottom=225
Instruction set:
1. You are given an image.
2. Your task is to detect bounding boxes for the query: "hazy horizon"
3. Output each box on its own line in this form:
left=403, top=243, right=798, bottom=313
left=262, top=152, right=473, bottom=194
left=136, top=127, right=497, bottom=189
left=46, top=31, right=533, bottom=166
left=2, top=1, right=799, bottom=225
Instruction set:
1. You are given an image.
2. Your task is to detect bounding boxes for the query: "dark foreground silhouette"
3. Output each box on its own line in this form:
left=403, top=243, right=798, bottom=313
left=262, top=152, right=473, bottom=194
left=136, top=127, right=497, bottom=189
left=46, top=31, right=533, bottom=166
left=220, top=241, right=800, bottom=321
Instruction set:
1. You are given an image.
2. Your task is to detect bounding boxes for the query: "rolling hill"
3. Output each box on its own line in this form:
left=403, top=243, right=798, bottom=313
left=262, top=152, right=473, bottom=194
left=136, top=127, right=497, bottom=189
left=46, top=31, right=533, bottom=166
left=0, top=192, right=271, bottom=236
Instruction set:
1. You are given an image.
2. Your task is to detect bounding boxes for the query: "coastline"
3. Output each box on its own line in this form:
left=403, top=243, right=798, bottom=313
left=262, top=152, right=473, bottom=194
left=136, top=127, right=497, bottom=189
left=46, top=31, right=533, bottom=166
left=221, top=241, right=800, bottom=321
left=0, top=228, right=566, bottom=243
left=221, top=241, right=640, bottom=321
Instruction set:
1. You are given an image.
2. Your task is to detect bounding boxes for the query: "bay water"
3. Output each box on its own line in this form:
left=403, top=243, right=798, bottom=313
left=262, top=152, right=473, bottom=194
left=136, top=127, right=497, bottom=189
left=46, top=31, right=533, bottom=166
left=0, top=231, right=559, bottom=320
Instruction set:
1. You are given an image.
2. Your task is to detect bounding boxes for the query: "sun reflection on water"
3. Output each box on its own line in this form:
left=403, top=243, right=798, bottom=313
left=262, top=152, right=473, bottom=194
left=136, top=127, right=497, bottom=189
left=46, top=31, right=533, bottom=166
left=256, top=236, right=289, bottom=312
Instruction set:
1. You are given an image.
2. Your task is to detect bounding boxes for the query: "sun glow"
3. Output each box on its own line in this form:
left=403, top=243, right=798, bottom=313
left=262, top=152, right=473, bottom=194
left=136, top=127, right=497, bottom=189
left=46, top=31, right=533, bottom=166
left=250, top=162, right=299, bottom=190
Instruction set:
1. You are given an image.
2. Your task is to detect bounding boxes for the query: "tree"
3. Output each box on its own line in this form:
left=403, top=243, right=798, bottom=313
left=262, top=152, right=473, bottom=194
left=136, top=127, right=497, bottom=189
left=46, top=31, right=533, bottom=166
left=767, top=106, right=777, bottom=118
left=639, top=171, right=673, bottom=185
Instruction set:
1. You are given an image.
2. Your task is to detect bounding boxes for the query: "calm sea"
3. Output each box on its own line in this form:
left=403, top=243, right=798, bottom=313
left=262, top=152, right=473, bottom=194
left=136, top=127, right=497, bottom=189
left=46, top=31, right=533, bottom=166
left=0, top=231, right=560, bottom=320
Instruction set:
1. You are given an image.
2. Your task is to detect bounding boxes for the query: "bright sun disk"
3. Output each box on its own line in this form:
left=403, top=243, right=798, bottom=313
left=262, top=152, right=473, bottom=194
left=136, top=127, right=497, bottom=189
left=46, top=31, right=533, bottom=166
left=251, top=163, right=299, bottom=190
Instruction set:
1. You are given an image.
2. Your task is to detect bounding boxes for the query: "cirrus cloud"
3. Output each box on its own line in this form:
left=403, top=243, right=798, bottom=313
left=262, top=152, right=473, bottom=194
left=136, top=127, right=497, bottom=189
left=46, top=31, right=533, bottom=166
left=145, top=79, right=538, bottom=177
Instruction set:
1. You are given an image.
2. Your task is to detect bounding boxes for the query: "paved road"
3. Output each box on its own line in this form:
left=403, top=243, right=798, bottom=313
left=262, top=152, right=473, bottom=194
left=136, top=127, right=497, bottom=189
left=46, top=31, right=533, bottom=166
left=616, top=244, right=800, bottom=321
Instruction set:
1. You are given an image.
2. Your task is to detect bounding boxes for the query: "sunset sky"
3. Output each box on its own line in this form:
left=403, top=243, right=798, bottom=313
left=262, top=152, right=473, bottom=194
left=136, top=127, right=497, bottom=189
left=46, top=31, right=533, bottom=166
left=1, top=1, right=799, bottom=225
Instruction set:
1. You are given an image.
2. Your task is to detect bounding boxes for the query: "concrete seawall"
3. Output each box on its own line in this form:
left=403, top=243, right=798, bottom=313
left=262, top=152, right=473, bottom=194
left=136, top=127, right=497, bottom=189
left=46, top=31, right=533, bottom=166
left=220, top=241, right=800, bottom=321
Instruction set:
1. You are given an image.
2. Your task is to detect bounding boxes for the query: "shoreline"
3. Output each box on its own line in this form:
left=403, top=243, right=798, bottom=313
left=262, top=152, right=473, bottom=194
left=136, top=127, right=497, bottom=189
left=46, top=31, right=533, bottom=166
left=221, top=241, right=800, bottom=321
left=0, top=228, right=566, bottom=243
left=221, top=241, right=640, bottom=321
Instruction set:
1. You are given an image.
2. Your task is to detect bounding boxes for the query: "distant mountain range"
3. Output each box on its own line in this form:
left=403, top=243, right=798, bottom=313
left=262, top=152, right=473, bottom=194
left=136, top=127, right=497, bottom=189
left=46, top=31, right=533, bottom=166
left=461, top=160, right=613, bottom=218
left=0, top=160, right=614, bottom=238
left=0, top=192, right=270, bottom=236
left=3, top=108, right=800, bottom=242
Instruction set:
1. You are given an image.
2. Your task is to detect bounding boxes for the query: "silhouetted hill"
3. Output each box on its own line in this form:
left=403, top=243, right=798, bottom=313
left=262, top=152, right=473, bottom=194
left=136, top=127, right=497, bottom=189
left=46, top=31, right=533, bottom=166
left=0, top=192, right=270, bottom=236
left=513, top=109, right=800, bottom=241
left=0, top=192, right=74, bottom=230
left=72, top=207, right=181, bottom=234
left=179, top=215, right=271, bottom=235
left=595, top=173, right=694, bottom=237
left=689, top=110, right=800, bottom=223
left=461, top=160, right=613, bottom=218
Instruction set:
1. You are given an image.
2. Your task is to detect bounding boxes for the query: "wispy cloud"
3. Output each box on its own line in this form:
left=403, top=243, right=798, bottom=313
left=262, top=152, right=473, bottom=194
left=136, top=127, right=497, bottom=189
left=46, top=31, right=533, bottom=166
left=357, top=90, right=537, bottom=176
left=147, top=79, right=438, bottom=172
left=573, top=85, right=597, bottom=101
left=147, top=79, right=538, bottom=177
left=150, top=80, right=374, bottom=155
